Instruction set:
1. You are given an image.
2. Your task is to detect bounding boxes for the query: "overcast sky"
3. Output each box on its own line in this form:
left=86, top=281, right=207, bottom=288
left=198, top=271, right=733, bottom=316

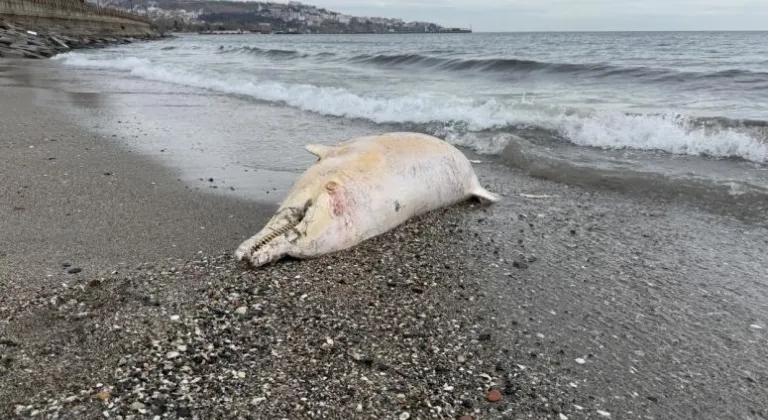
left=290, top=0, right=768, bottom=32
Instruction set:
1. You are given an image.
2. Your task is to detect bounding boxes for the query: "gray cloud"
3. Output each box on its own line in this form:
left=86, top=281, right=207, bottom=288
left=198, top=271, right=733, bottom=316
left=292, top=0, right=768, bottom=31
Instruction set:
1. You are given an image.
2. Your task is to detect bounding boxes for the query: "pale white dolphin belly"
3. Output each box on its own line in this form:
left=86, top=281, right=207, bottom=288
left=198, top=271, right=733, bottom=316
left=235, top=132, right=500, bottom=267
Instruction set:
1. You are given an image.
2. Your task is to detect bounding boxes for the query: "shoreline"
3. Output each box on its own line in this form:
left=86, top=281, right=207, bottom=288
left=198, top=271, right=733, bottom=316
left=1, top=60, right=767, bottom=419
left=0, top=82, right=273, bottom=302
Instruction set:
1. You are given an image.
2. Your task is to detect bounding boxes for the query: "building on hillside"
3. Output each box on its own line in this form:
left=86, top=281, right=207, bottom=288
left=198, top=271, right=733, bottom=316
left=257, top=22, right=271, bottom=33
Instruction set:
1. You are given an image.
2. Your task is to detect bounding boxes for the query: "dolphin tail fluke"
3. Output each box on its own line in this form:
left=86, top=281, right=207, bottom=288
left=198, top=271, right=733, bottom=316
left=305, top=144, right=335, bottom=159
left=471, top=185, right=500, bottom=204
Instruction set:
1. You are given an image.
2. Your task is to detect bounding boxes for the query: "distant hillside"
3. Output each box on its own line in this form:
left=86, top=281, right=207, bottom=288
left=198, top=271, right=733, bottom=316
left=88, top=0, right=466, bottom=34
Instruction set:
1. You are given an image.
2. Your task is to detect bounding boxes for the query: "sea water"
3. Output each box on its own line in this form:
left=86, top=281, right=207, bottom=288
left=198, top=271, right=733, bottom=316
left=49, top=32, right=768, bottom=212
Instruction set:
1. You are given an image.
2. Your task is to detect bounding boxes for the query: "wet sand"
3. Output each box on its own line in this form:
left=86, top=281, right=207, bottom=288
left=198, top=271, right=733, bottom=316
left=1, top=60, right=767, bottom=420
left=0, top=78, right=274, bottom=303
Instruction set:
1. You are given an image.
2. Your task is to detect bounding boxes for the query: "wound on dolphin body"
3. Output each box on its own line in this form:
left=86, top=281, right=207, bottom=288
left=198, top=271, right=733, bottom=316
left=325, top=181, right=348, bottom=216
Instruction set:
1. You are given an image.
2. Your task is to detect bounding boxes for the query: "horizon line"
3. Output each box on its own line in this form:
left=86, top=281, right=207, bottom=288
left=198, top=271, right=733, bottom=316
left=467, top=29, right=768, bottom=33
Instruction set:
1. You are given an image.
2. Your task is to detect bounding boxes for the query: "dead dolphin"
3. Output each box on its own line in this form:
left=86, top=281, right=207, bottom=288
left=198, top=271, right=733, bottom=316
left=234, top=132, right=500, bottom=267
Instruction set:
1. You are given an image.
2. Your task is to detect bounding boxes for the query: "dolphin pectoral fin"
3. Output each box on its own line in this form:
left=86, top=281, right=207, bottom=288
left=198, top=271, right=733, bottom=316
left=471, top=186, right=501, bottom=204
left=305, top=144, right=334, bottom=160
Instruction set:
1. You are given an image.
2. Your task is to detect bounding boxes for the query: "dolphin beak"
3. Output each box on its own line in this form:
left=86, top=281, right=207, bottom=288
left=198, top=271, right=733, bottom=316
left=234, top=201, right=311, bottom=267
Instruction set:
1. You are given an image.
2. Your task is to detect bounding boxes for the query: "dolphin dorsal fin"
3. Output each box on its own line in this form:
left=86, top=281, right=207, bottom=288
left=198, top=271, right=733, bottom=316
left=305, top=144, right=334, bottom=159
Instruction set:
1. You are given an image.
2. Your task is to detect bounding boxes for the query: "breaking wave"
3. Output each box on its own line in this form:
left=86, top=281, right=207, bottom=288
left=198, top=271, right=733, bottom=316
left=345, top=53, right=768, bottom=85
left=52, top=53, right=768, bottom=164
left=217, top=46, right=308, bottom=58
left=215, top=47, right=768, bottom=85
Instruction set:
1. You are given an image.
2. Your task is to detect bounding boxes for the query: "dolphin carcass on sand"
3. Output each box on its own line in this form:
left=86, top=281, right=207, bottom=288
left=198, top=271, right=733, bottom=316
left=234, top=132, right=500, bottom=268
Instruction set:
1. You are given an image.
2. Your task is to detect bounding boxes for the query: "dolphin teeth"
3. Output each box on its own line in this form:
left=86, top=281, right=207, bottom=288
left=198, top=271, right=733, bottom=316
left=249, top=205, right=308, bottom=253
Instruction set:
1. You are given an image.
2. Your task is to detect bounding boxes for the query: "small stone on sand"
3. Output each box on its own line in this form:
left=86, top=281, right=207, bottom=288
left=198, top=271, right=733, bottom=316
left=486, top=389, right=502, bottom=402
left=95, top=390, right=110, bottom=401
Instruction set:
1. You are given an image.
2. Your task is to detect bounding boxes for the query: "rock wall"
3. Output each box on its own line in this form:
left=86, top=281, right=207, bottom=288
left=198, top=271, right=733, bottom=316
left=0, top=18, right=160, bottom=58
left=0, top=0, right=155, bottom=37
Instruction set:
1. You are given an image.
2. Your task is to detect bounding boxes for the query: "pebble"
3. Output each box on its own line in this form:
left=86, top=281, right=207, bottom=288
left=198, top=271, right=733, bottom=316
left=235, top=306, right=247, bottom=315
left=95, top=390, right=110, bottom=401
left=130, top=402, right=146, bottom=411
left=486, top=389, right=502, bottom=402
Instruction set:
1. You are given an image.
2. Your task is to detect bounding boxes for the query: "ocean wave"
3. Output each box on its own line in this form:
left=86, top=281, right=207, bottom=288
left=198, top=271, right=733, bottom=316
left=53, top=53, right=768, bottom=164
left=344, top=53, right=768, bottom=84
left=346, top=53, right=607, bottom=75
left=212, top=47, right=768, bottom=84
left=218, top=46, right=307, bottom=58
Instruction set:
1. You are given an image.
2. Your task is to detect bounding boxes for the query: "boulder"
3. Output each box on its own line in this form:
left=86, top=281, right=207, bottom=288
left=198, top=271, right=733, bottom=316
left=49, top=36, right=70, bottom=49
left=0, top=47, right=25, bottom=59
left=21, top=50, right=46, bottom=59
left=23, top=45, right=55, bottom=58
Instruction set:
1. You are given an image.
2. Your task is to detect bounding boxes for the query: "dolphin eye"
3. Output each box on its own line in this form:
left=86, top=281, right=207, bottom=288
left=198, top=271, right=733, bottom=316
left=325, top=181, right=339, bottom=192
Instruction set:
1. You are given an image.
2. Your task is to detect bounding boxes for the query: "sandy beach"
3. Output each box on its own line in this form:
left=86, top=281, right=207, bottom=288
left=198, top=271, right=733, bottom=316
left=1, top=58, right=767, bottom=420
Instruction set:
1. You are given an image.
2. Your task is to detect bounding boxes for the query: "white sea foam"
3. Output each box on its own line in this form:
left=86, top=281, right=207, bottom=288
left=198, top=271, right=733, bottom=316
left=53, top=53, right=768, bottom=164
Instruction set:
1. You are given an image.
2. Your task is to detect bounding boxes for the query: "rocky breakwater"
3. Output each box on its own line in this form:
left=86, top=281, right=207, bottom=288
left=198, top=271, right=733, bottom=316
left=0, top=18, right=162, bottom=59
